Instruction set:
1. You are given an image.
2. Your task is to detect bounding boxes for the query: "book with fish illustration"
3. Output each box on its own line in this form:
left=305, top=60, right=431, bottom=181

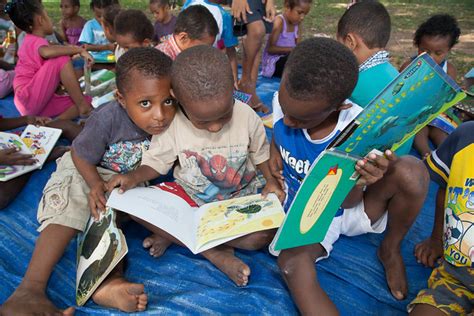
left=107, top=183, right=285, bottom=254
left=271, top=53, right=466, bottom=251
left=76, top=207, right=127, bottom=306
left=0, top=125, right=62, bottom=182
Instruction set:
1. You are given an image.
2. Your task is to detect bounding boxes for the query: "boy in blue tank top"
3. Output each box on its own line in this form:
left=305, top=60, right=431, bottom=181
left=269, top=38, right=429, bottom=314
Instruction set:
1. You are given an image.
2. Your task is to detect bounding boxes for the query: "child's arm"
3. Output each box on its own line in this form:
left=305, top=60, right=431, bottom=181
left=296, top=22, right=303, bottom=44
left=56, top=19, right=68, bottom=43
left=38, top=45, right=93, bottom=64
left=264, top=0, right=276, bottom=22
left=266, top=16, right=292, bottom=55
left=259, top=160, right=286, bottom=203
left=107, top=165, right=161, bottom=194
left=269, top=138, right=284, bottom=188
left=82, top=43, right=115, bottom=52
left=0, top=116, right=51, bottom=131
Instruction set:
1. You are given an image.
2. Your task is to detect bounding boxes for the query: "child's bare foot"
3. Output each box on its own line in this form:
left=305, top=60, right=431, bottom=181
left=377, top=243, right=408, bottom=300
left=203, top=246, right=251, bottom=286
left=238, top=80, right=269, bottom=114
left=92, top=276, right=147, bottom=312
left=143, top=234, right=172, bottom=258
left=0, top=283, right=75, bottom=316
left=414, top=237, right=443, bottom=267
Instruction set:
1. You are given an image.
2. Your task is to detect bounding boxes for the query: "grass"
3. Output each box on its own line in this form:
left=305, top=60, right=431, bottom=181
left=43, top=0, right=473, bottom=79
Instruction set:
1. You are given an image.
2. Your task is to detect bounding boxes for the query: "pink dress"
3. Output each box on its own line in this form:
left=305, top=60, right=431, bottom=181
left=13, top=33, right=90, bottom=117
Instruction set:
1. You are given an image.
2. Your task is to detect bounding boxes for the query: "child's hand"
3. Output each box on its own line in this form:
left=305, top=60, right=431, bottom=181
left=26, top=115, right=52, bottom=126
left=263, top=0, right=276, bottom=23
left=231, top=0, right=252, bottom=23
left=107, top=174, right=139, bottom=194
left=0, top=147, right=36, bottom=165
left=269, top=153, right=284, bottom=189
left=89, top=180, right=108, bottom=220
left=261, top=178, right=286, bottom=203
left=355, top=150, right=396, bottom=187
left=80, top=48, right=94, bottom=67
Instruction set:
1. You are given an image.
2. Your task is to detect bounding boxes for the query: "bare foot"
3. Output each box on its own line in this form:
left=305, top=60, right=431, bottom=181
left=143, top=234, right=172, bottom=258
left=377, top=244, right=408, bottom=300
left=92, top=276, right=147, bottom=312
left=238, top=80, right=269, bottom=114
left=0, top=284, right=75, bottom=316
left=203, top=246, right=251, bottom=286
left=414, top=237, right=443, bottom=267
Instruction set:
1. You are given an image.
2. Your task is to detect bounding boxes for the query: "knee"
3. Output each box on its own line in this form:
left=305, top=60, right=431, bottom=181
left=246, top=21, right=265, bottom=40
left=390, top=156, right=429, bottom=194
left=277, top=250, right=304, bottom=278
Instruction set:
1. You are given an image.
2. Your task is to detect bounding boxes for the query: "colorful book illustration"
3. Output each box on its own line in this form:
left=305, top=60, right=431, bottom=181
left=0, top=125, right=62, bottom=182
left=106, top=185, right=285, bottom=254
left=261, top=113, right=273, bottom=129
left=233, top=90, right=252, bottom=105
left=76, top=207, right=127, bottom=306
left=271, top=53, right=466, bottom=251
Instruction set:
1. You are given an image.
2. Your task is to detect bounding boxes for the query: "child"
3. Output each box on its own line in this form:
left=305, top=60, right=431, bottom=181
left=155, top=5, right=218, bottom=60
left=5, top=0, right=93, bottom=120
left=400, top=14, right=461, bottom=158
left=408, top=121, right=474, bottom=316
left=269, top=38, right=429, bottom=314
left=0, top=47, right=176, bottom=314
left=337, top=1, right=413, bottom=156
left=79, top=0, right=118, bottom=61
left=114, top=9, right=154, bottom=53
left=261, top=0, right=311, bottom=78
left=107, top=45, right=284, bottom=286
left=100, top=5, right=123, bottom=59
left=58, top=0, right=86, bottom=46
left=232, top=0, right=275, bottom=112
left=0, top=59, right=14, bottom=98
left=149, top=0, right=177, bottom=43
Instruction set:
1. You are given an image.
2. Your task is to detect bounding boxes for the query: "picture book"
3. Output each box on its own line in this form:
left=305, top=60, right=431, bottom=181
left=233, top=90, right=252, bottom=105
left=106, top=185, right=285, bottom=254
left=0, top=125, right=62, bottom=182
left=76, top=207, right=127, bottom=306
left=80, top=68, right=116, bottom=98
left=271, top=53, right=467, bottom=251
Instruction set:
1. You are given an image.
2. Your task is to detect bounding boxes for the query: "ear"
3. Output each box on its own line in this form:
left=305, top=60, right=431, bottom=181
left=337, top=101, right=353, bottom=111
left=343, top=32, right=358, bottom=51
left=115, top=89, right=127, bottom=109
left=175, top=32, right=189, bottom=45
left=142, top=38, right=152, bottom=47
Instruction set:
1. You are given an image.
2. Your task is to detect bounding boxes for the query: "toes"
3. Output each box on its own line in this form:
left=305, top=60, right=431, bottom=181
left=143, top=237, right=153, bottom=248
left=391, top=289, right=405, bottom=301
left=126, top=283, right=145, bottom=296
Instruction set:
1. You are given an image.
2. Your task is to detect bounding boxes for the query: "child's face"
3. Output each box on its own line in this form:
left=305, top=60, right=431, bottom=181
left=285, top=3, right=311, bottom=25
left=38, top=9, right=54, bottom=35
left=179, top=93, right=234, bottom=133
left=418, top=35, right=451, bottom=66
left=92, top=7, right=104, bottom=20
left=60, top=0, right=78, bottom=19
left=116, top=33, right=148, bottom=51
left=150, top=3, right=170, bottom=23
left=117, top=70, right=176, bottom=135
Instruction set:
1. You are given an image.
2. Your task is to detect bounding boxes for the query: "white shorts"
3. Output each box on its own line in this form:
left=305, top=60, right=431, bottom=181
left=270, top=200, right=388, bottom=261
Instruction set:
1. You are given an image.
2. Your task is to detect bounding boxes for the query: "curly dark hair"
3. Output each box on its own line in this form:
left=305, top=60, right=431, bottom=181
left=114, top=9, right=154, bottom=42
left=102, top=4, right=121, bottom=28
left=414, top=14, right=461, bottom=49
left=174, top=5, right=218, bottom=40
left=90, top=0, right=119, bottom=10
left=171, top=45, right=233, bottom=102
left=283, top=0, right=312, bottom=10
left=116, top=47, right=172, bottom=94
left=4, top=0, right=43, bottom=33
left=283, top=37, right=358, bottom=106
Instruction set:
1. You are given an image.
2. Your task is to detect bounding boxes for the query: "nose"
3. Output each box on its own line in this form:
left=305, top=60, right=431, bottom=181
left=152, top=105, right=165, bottom=122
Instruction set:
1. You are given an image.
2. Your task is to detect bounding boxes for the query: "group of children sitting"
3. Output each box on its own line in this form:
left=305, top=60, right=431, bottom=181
left=0, top=0, right=472, bottom=315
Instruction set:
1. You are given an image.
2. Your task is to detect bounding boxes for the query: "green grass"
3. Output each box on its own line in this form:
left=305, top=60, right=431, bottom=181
left=43, top=0, right=474, bottom=79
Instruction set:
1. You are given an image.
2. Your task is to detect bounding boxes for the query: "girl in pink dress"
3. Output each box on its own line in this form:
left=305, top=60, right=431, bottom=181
left=261, top=0, right=311, bottom=78
left=5, top=0, right=93, bottom=119
left=59, top=0, right=86, bottom=46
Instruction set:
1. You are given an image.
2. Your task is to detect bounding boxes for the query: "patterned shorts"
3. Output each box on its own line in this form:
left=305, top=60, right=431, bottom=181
left=408, top=260, right=474, bottom=315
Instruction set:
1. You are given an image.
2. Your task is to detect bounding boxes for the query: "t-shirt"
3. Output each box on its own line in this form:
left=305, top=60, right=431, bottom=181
left=78, top=18, right=113, bottom=60
left=142, top=100, right=269, bottom=205
left=153, top=15, right=177, bottom=43
left=72, top=101, right=150, bottom=173
left=272, top=92, right=362, bottom=210
left=155, top=35, right=181, bottom=60
left=425, top=121, right=474, bottom=267
left=182, top=0, right=238, bottom=48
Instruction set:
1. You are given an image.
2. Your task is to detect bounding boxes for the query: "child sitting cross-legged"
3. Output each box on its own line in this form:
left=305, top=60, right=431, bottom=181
left=269, top=38, right=429, bottom=314
left=107, top=45, right=285, bottom=286
left=0, top=47, right=177, bottom=315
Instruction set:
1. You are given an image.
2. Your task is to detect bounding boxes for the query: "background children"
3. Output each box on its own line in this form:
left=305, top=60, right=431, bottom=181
left=114, top=9, right=154, bottom=53
left=149, top=0, right=176, bottom=43
left=269, top=38, right=429, bottom=314
left=400, top=14, right=461, bottom=158
left=6, top=0, right=93, bottom=119
left=0, top=60, right=14, bottom=98
left=58, top=0, right=86, bottom=46
left=100, top=5, right=123, bottom=59
left=408, top=121, right=474, bottom=316
left=107, top=45, right=284, bottom=286
left=0, top=47, right=176, bottom=315
left=155, top=5, right=218, bottom=60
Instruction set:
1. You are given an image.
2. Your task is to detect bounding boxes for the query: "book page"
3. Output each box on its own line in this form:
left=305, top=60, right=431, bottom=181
left=0, top=132, right=37, bottom=181
left=20, top=125, right=62, bottom=168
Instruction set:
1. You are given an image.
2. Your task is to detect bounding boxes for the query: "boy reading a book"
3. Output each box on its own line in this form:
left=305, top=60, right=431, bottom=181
left=336, top=1, right=413, bottom=156
left=269, top=38, right=429, bottom=314
left=0, top=47, right=177, bottom=315
left=107, top=45, right=285, bottom=287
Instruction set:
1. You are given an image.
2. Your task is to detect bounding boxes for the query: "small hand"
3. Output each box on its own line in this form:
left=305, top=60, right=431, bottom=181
left=231, top=0, right=252, bottom=23
left=80, top=48, right=94, bottom=67
left=261, top=178, right=286, bottom=203
left=88, top=181, right=107, bottom=220
left=263, top=0, right=276, bottom=22
left=0, top=147, right=37, bottom=165
left=107, top=174, right=138, bottom=194
left=355, top=150, right=395, bottom=187
left=269, top=153, right=284, bottom=189
left=414, top=236, right=443, bottom=268
left=26, top=115, right=52, bottom=126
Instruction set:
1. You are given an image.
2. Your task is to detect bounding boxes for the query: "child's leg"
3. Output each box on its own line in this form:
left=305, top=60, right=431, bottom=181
left=428, top=127, right=448, bottom=148
left=409, top=304, right=445, bottom=316
left=46, top=119, right=83, bottom=142
left=413, top=127, right=432, bottom=158
left=0, top=173, right=31, bottom=209
left=0, top=224, right=77, bottom=315
left=226, top=228, right=276, bottom=250
left=278, top=244, right=338, bottom=316
left=363, top=156, right=429, bottom=300
left=59, top=61, right=92, bottom=118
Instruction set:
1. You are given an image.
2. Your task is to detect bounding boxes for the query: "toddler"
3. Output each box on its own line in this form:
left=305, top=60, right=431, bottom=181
left=108, top=45, right=284, bottom=286
left=0, top=47, right=176, bottom=315
left=6, top=0, right=93, bottom=119
left=114, top=9, right=155, bottom=55
left=149, top=0, right=177, bottom=43
left=261, top=0, right=311, bottom=78
left=58, top=0, right=86, bottom=46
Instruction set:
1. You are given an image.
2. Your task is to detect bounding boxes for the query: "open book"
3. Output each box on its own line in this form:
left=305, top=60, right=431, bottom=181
left=106, top=184, right=285, bottom=254
left=271, top=53, right=467, bottom=251
left=0, top=125, right=62, bottom=181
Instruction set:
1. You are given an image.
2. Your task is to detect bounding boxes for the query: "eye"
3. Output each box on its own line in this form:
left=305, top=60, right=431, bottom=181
left=140, top=100, right=151, bottom=108
left=164, top=98, right=175, bottom=107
